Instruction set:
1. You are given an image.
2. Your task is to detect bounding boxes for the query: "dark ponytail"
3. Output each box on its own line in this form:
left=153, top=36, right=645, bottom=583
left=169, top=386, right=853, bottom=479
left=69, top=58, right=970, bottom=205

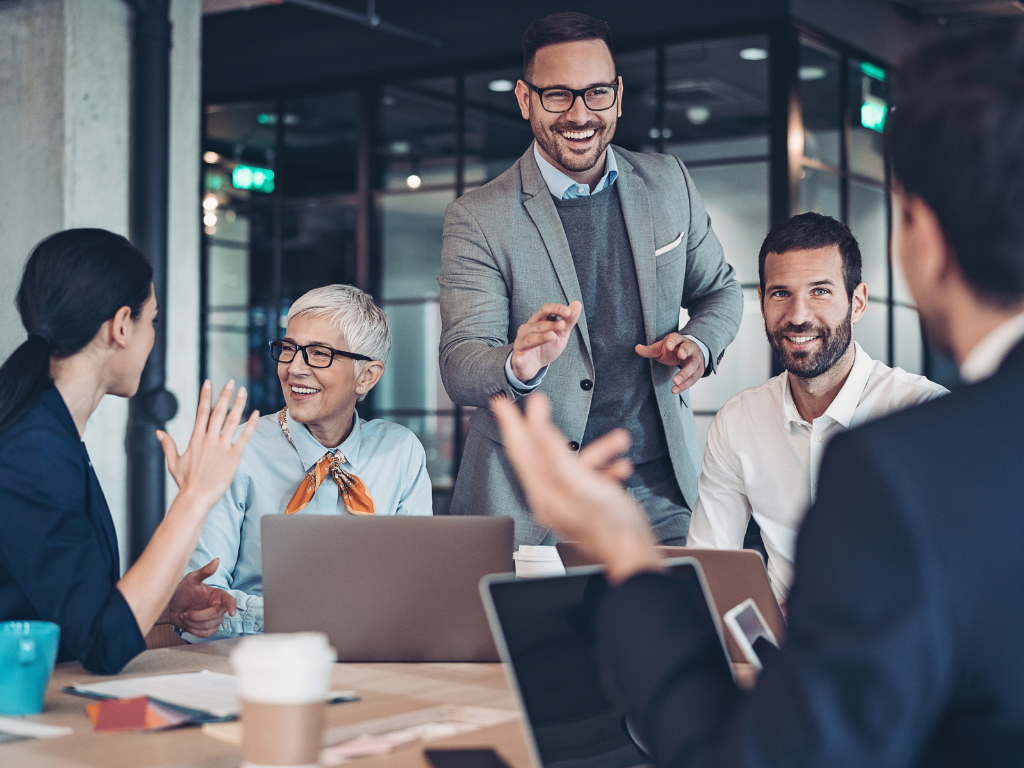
left=0, top=229, right=153, bottom=434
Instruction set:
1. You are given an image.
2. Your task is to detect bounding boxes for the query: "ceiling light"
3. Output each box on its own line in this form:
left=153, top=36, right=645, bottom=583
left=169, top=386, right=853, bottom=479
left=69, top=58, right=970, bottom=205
left=203, top=195, right=219, bottom=211
left=739, top=47, right=768, bottom=61
left=390, top=141, right=411, bottom=155
left=488, top=79, right=515, bottom=93
left=686, top=106, right=711, bottom=125
left=406, top=174, right=422, bottom=189
left=203, top=151, right=221, bottom=164
left=203, top=212, right=218, bottom=227
left=799, top=66, right=827, bottom=81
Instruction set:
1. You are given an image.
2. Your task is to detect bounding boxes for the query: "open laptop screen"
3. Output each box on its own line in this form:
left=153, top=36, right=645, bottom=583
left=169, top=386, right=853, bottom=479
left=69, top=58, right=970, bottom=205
left=485, top=560, right=728, bottom=768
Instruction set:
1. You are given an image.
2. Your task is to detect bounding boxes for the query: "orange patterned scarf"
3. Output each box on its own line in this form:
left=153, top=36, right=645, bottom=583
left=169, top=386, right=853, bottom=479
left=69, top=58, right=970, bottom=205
left=279, top=410, right=375, bottom=516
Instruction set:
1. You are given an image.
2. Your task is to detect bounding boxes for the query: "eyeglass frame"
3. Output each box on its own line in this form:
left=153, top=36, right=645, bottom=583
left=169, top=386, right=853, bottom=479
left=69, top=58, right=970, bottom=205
left=523, top=79, right=621, bottom=114
left=269, top=339, right=372, bottom=368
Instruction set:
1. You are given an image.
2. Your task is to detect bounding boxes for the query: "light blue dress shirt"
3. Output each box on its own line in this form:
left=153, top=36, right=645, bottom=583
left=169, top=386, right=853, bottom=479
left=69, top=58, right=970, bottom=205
left=184, top=409, right=431, bottom=641
left=505, top=142, right=710, bottom=391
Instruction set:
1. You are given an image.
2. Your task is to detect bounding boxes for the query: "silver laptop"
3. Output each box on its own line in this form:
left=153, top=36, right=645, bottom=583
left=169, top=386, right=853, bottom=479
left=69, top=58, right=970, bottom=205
left=481, top=558, right=732, bottom=768
left=263, top=516, right=514, bottom=662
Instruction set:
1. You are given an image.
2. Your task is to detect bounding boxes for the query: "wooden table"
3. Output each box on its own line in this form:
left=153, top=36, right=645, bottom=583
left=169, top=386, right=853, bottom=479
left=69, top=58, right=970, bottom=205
left=5, top=640, right=533, bottom=768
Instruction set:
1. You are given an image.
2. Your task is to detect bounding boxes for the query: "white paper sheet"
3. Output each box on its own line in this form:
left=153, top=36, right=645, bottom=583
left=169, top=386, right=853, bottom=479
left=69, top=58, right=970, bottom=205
left=72, top=669, right=354, bottom=718
left=0, top=717, right=74, bottom=739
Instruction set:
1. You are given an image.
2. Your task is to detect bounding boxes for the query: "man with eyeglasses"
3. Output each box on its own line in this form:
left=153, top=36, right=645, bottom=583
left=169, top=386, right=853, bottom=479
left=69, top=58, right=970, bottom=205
left=439, top=12, right=742, bottom=545
left=182, top=285, right=432, bottom=640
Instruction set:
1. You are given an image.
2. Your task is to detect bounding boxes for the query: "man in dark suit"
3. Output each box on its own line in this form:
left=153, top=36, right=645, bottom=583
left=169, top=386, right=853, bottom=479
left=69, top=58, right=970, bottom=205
left=491, top=22, right=1024, bottom=767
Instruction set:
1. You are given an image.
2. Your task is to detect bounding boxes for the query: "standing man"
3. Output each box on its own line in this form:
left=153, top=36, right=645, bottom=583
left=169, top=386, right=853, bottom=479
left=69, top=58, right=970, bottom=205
left=439, top=12, right=742, bottom=545
left=687, top=213, right=946, bottom=599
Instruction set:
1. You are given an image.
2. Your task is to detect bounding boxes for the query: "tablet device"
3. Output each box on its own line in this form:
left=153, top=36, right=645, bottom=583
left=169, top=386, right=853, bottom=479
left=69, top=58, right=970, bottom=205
left=481, top=558, right=730, bottom=768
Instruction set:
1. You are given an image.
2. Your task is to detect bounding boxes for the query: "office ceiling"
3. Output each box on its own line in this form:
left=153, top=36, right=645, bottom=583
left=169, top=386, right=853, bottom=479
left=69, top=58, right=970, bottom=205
left=200, top=0, right=1022, bottom=101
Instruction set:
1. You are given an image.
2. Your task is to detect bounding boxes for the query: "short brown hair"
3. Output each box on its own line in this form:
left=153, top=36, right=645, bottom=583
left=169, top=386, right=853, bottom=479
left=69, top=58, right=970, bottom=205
left=521, top=13, right=615, bottom=80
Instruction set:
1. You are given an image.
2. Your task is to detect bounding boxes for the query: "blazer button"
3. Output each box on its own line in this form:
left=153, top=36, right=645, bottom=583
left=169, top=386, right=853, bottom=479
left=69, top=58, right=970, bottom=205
left=568, top=440, right=580, bottom=451
left=580, top=379, right=593, bottom=391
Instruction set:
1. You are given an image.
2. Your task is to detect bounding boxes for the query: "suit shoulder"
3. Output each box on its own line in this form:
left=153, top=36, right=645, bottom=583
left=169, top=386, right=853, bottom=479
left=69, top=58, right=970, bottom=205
left=0, top=399, right=83, bottom=471
left=612, top=146, right=683, bottom=180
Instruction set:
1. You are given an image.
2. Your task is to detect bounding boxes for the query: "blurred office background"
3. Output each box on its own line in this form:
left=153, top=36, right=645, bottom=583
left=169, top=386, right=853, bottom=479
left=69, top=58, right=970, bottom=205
left=2, top=0, right=1020, bottom=554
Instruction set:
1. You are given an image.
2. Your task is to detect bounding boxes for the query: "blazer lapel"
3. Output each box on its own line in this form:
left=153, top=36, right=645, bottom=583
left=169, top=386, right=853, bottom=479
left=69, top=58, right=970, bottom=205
left=520, top=146, right=593, bottom=364
left=614, top=151, right=659, bottom=345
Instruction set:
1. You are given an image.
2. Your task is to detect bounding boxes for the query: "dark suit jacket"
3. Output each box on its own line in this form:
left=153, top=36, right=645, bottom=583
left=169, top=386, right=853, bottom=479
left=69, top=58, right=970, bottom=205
left=597, top=339, right=1024, bottom=767
left=0, top=387, right=145, bottom=674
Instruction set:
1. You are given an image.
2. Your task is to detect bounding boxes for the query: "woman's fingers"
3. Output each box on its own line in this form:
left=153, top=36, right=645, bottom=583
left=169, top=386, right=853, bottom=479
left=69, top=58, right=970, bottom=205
left=190, top=380, right=213, bottom=447
left=155, top=430, right=181, bottom=480
left=206, top=380, right=236, bottom=439
left=233, top=410, right=260, bottom=455
left=220, top=386, right=248, bottom=445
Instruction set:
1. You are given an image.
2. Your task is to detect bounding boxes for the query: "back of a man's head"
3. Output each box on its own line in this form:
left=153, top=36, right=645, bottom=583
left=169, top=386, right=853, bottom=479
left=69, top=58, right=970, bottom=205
left=890, top=22, right=1024, bottom=307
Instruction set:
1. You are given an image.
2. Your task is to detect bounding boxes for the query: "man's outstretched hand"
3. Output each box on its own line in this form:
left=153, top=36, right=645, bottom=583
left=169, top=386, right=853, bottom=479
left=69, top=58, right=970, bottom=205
left=158, top=559, right=236, bottom=638
left=491, top=393, right=661, bottom=584
left=636, top=332, right=705, bottom=394
left=509, top=301, right=583, bottom=383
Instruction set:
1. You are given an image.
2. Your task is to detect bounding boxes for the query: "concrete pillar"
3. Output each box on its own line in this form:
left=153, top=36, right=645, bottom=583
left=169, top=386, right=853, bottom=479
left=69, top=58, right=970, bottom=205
left=0, top=0, right=201, bottom=572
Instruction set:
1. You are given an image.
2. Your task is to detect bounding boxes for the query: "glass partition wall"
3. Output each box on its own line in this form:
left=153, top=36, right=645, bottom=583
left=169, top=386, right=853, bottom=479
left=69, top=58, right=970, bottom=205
left=201, top=21, right=915, bottom=507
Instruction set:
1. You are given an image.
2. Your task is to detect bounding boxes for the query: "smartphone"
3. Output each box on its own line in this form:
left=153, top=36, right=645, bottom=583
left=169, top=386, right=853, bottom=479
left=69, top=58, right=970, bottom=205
left=425, top=749, right=513, bottom=768
left=723, top=598, right=778, bottom=670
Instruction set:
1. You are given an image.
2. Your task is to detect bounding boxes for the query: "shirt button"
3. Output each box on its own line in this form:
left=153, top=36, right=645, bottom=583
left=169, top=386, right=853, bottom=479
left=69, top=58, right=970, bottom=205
left=580, top=379, right=593, bottom=391
left=814, top=435, right=822, bottom=442
left=568, top=441, right=580, bottom=451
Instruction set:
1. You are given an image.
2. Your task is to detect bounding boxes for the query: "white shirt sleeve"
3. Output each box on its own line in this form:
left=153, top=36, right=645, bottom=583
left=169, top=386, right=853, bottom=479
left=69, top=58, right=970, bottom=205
left=686, top=408, right=752, bottom=550
left=504, top=350, right=548, bottom=392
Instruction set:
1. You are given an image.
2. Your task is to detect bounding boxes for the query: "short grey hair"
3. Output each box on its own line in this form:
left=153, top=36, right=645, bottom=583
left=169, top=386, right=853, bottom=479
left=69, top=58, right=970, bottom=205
left=286, top=285, right=391, bottom=400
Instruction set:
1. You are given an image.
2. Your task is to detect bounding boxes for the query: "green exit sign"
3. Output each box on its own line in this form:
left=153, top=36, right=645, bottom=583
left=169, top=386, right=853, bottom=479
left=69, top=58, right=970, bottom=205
left=861, top=95, right=887, bottom=133
left=232, top=165, right=275, bottom=193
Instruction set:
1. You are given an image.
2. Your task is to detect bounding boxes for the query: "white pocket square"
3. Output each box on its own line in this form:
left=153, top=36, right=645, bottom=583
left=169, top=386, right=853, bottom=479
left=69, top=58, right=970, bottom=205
left=655, top=232, right=684, bottom=256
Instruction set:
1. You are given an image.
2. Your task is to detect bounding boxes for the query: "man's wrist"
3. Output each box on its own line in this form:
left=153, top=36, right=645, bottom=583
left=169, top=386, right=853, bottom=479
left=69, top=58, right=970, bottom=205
left=505, top=351, right=547, bottom=391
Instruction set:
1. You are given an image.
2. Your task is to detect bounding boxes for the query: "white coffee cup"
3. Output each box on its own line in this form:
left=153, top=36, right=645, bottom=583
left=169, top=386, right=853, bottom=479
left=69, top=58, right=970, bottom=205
left=513, top=545, right=566, bottom=578
left=231, top=632, right=336, bottom=768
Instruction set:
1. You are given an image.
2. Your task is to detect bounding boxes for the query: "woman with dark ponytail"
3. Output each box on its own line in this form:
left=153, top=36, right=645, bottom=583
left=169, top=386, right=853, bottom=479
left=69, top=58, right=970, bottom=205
left=0, top=229, right=259, bottom=674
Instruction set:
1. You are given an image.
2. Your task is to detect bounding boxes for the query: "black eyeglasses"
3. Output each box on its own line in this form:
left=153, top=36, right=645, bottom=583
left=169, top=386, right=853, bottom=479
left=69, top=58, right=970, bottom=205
left=269, top=339, right=371, bottom=368
left=524, top=81, right=619, bottom=114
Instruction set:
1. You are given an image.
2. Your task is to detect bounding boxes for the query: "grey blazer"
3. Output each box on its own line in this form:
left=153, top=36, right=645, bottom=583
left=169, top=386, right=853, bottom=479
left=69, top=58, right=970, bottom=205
left=438, top=144, right=743, bottom=544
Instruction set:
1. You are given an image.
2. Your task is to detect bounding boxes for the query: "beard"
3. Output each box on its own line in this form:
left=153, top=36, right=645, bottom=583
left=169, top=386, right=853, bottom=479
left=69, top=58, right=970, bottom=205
left=531, top=111, right=614, bottom=174
left=767, top=304, right=853, bottom=379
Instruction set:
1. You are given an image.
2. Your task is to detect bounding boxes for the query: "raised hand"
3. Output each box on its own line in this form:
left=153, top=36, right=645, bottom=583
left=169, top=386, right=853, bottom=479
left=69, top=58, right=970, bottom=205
left=155, top=380, right=259, bottom=509
left=509, top=301, right=583, bottom=383
left=491, top=392, right=661, bottom=584
left=159, top=559, right=236, bottom=638
left=635, top=332, right=705, bottom=394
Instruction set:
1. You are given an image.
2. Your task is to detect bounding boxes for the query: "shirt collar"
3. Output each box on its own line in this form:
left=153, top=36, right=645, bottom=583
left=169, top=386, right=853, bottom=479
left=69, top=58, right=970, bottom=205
left=959, top=310, right=1024, bottom=384
left=532, top=141, right=618, bottom=200
left=285, top=409, right=364, bottom=472
left=781, top=342, right=873, bottom=429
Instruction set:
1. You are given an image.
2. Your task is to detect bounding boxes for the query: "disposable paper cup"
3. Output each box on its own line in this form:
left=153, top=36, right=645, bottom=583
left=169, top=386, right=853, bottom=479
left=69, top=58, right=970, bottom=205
left=231, top=632, right=336, bottom=768
left=513, top=545, right=566, bottom=578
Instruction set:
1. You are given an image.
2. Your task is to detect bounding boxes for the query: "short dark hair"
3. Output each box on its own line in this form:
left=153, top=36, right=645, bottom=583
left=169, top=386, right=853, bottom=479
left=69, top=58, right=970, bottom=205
left=889, top=22, right=1024, bottom=306
left=521, top=13, right=614, bottom=80
left=758, top=212, right=863, bottom=299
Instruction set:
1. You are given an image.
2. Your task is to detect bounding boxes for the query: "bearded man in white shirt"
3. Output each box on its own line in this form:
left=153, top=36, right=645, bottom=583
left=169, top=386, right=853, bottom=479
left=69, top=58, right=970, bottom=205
left=686, top=212, right=946, bottom=599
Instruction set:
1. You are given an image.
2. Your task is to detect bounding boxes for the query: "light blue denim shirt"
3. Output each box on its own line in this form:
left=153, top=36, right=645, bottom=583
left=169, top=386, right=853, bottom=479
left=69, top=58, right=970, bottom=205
left=184, top=409, right=431, bottom=641
left=505, top=142, right=709, bottom=391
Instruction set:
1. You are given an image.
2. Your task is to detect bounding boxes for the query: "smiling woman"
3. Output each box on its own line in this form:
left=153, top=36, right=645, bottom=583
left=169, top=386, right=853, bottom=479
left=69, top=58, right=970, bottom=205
left=183, top=284, right=433, bottom=640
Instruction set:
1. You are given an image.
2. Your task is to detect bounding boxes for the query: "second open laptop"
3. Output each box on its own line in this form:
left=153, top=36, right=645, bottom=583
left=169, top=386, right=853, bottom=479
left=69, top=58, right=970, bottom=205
left=262, top=516, right=514, bottom=662
left=557, top=543, right=786, bottom=662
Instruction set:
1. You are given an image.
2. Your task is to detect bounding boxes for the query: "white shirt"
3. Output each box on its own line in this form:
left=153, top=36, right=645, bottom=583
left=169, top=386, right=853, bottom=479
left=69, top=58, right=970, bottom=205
left=687, top=343, right=947, bottom=598
left=505, top=143, right=709, bottom=390
left=959, top=310, right=1024, bottom=384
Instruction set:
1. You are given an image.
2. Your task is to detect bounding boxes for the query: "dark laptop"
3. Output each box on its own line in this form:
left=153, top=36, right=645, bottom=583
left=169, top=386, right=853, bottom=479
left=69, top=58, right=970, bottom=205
left=481, top=558, right=731, bottom=768
left=263, top=516, right=514, bottom=662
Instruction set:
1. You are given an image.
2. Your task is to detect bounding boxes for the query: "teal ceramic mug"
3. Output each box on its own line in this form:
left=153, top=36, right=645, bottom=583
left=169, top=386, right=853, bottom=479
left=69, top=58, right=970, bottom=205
left=0, top=621, right=60, bottom=716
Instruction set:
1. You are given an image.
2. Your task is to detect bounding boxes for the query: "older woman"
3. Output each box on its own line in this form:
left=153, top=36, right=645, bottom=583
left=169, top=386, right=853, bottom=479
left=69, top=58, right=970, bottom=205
left=184, top=285, right=432, bottom=639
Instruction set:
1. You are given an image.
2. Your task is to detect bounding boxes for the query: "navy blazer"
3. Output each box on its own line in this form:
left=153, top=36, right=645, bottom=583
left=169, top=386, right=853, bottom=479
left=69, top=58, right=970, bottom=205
left=597, top=339, right=1024, bottom=767
left=0, top=387, right=145, bottom=674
